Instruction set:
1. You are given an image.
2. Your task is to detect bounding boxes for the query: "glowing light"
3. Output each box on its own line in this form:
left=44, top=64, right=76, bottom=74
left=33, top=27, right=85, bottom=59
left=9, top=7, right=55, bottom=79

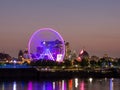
left=28, top=81, right=32, bottom=90
left=39, top=49, right=55, bottom=60
left=13, top=60, right=16, bottom=64
left=110, top=78, right=114, bottom=90
left=56, top=54, right=63, bottom=62
left=77, top=57, right=81, bottom=61
left=89, top=78, right=93, bottom=83
left=28, top=28, right=65, bottom=61
left=105, top=77, right=107, bottom=81
left=53, top=82, right=55, bottom=90
left=80, top=49, right=84, bottom=54
left=68, top=79, right=72, bottom=90
left=58, top=81, right=62, bottom=90
left=62, top=80, right=64, bottom=90
left=75, top=78, right=79, bottom=88
left=13, top=82, right=16, bottom=90
left=43, top=41, right=46, bottom=45
left=80, top=81, right=84, bottom=90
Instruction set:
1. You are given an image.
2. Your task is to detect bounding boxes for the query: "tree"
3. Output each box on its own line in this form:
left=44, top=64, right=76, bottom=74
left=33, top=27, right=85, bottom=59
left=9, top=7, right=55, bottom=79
left=64, top=59, right=72, bottom=66
left=90, top=60, right=97, bottom=67
left=80, top=58, right=89, bottom=67
left=0, top=53, right=11, bottom=60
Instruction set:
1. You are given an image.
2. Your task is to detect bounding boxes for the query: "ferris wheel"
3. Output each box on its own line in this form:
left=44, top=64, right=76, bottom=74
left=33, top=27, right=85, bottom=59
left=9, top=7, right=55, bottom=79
left=28, top=28, right=65, bottom=62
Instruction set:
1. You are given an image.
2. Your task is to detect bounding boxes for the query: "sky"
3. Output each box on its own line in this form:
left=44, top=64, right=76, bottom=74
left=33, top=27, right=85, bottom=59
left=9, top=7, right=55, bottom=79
left=0, top=0, right=120, bottom=58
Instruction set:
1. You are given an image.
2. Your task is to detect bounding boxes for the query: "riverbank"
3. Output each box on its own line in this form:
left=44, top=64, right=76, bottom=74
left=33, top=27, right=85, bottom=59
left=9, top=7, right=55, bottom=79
left=0, top=66, right=120, bottom=79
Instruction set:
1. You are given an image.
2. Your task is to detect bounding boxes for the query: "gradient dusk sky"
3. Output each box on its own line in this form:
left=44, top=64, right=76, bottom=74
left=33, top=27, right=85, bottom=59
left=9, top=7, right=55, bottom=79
left=0, top=0, right=120, bottom=57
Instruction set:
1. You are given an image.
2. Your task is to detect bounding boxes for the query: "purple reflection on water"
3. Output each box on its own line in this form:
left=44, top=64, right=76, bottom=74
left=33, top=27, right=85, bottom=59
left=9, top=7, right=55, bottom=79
left=45, top=82, right=53, bottom=90
left=62, top=80, right=67, bottom=90
left=27, top=81, right=53, bottom=90
left=53, top=82, right=55, bottom=90
left=1, top=78, right=120, bottom=90
left=110, top=78, right=113, bottom=90
left=28, top=81, right=32, bottom=90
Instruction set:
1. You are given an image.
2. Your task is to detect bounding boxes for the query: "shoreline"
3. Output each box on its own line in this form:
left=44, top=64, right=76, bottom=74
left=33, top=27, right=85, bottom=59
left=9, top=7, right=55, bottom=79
left=0, top=66, right=120, bottom=79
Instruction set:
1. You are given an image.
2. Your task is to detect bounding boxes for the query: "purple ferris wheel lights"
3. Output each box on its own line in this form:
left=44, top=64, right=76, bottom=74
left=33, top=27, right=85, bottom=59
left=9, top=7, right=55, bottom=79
left=28, top=28, right=65, bottom=62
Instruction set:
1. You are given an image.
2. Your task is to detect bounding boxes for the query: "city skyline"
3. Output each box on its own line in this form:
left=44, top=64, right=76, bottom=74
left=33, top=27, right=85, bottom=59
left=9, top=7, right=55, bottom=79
left=0, top=1, right=120, bottom=57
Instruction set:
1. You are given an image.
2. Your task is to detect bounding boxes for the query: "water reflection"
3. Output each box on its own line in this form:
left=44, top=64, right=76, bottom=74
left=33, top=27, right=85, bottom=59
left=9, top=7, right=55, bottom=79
left=75, top=78, right=78, bottom=88
left=68, top=79, right=72, bottom=90
left=13, top=82, right=16, bottom=90
left=80, top=81, right=85, bottom=90
left=62, top=80, right=66, bottom=90
left=28, top=81, right=32, bottom=90
left=53, top=82, right=55, bottom=90
left=0, top=78, right=120, bottom=90
left=89, top=78, right=93, bottom=83
left=2, top=82, right=4, bottom=90
left=110, top=78, right=113, bottom=90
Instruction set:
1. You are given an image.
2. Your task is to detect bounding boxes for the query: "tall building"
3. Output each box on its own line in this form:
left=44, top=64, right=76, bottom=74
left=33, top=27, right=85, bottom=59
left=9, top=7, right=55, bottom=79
left=77, top=49, right=89, bottom=61
left=65, top=42, right=71, bottom=60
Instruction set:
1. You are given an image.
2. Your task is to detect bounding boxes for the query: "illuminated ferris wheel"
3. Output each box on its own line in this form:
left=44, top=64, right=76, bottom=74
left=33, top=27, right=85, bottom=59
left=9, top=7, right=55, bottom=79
left=28, top=28, right=65, bottom=62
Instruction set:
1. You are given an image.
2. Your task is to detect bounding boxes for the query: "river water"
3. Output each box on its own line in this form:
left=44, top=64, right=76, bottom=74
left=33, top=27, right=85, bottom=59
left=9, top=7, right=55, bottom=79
left=0, top=78, right=120, bottom=90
